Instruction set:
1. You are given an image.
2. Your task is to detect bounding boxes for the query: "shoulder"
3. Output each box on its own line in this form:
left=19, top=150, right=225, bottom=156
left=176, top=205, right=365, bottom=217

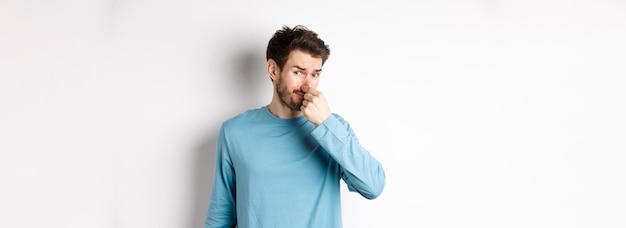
left=223, top=108, right=260, bottom=125
left=221, top=107, right=265, bottom=130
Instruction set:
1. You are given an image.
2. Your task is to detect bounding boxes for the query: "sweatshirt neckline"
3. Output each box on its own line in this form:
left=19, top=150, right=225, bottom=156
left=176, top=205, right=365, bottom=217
left=262, top=105, right=307, bottom=123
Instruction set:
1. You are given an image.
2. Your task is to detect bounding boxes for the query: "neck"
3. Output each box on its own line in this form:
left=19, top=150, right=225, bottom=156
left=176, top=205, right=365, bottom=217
left=267, top=96, right=302, bottom=119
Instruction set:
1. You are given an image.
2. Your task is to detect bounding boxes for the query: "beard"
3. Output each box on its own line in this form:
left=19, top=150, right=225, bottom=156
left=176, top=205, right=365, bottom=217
left=275, top=76, right=303, bottom=111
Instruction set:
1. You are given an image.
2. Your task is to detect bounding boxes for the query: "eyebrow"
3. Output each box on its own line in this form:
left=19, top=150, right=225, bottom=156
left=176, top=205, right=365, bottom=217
left=292, top=65, right=322, bottom=72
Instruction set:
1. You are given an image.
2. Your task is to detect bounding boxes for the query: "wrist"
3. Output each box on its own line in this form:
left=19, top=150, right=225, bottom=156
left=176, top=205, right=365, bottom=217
left=315, top=113, right=331, bottom=126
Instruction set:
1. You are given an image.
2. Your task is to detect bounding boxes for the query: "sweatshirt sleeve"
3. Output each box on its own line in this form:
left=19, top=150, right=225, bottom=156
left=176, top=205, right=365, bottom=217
left=204, top=124, right=237, bottom=228
left=311, top=114, right=386, bottom=199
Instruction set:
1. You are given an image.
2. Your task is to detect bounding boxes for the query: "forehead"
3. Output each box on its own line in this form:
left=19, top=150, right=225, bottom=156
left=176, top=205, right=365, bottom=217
left=284, top=49, right=323, bottom=69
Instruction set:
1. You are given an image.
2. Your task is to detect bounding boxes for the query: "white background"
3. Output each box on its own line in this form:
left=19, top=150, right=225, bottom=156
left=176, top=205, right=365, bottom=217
left=1, top=0, right=625, bottom=227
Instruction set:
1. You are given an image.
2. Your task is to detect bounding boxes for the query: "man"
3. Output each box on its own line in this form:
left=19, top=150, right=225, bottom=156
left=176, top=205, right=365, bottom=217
left=205, top=25, right=385, bottom=228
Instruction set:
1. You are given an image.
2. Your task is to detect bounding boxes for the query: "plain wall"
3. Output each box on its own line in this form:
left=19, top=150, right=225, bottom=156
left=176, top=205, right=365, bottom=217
left=1, top=0, right=625, bottom=227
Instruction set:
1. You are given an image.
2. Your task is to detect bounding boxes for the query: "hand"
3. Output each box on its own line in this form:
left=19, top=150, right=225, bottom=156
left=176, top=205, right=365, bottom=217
left=301, top=86, right=331, bottom=126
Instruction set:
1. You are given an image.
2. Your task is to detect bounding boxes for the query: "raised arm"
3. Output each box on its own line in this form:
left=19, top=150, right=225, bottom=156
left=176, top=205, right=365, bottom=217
left=311, top=114, right=386, bottom=199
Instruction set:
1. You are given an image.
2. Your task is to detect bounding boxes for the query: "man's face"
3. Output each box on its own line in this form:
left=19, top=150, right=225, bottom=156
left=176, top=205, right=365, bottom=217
left=274, top=49, right=323, bottom=111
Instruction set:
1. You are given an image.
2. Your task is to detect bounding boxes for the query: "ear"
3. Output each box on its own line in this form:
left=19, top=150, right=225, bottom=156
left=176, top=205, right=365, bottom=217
left=267, top=59, right=279, bottom=82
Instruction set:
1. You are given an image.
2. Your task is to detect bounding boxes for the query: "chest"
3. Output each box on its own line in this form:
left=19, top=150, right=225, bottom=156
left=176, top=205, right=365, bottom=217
left=228, top=124, right=332, bottom=179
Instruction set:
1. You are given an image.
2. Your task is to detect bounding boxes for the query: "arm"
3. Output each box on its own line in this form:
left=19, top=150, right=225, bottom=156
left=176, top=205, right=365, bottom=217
left=204, top=124, right=237, bottom=228
left=311, top=114, right=386, bottom=199
left=301, top=86, right=385, bottom=199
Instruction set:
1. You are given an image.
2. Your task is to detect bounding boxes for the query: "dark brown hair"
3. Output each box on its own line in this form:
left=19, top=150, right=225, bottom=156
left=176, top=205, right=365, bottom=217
left=266, top=25, right=331, bottom=71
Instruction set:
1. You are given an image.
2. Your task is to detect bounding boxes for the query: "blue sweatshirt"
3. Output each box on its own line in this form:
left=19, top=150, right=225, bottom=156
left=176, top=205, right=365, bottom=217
left=205, top=106, right=385, bottom=228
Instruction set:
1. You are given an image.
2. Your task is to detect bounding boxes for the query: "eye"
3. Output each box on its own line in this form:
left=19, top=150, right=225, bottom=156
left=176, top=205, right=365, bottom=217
left=311, top=73, right=320, bottom=78
left=294, top=71, right=303, bottom=76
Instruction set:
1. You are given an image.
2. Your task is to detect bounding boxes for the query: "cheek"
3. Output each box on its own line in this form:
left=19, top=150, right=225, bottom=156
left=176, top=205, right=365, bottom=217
left=282, top=75, right=301, bottom=87
left=309, top=80, right=320, bottom=88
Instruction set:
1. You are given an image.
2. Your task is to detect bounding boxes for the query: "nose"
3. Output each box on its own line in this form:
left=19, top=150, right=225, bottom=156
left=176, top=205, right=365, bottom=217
left=302, top=75, right=312, bottom=87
